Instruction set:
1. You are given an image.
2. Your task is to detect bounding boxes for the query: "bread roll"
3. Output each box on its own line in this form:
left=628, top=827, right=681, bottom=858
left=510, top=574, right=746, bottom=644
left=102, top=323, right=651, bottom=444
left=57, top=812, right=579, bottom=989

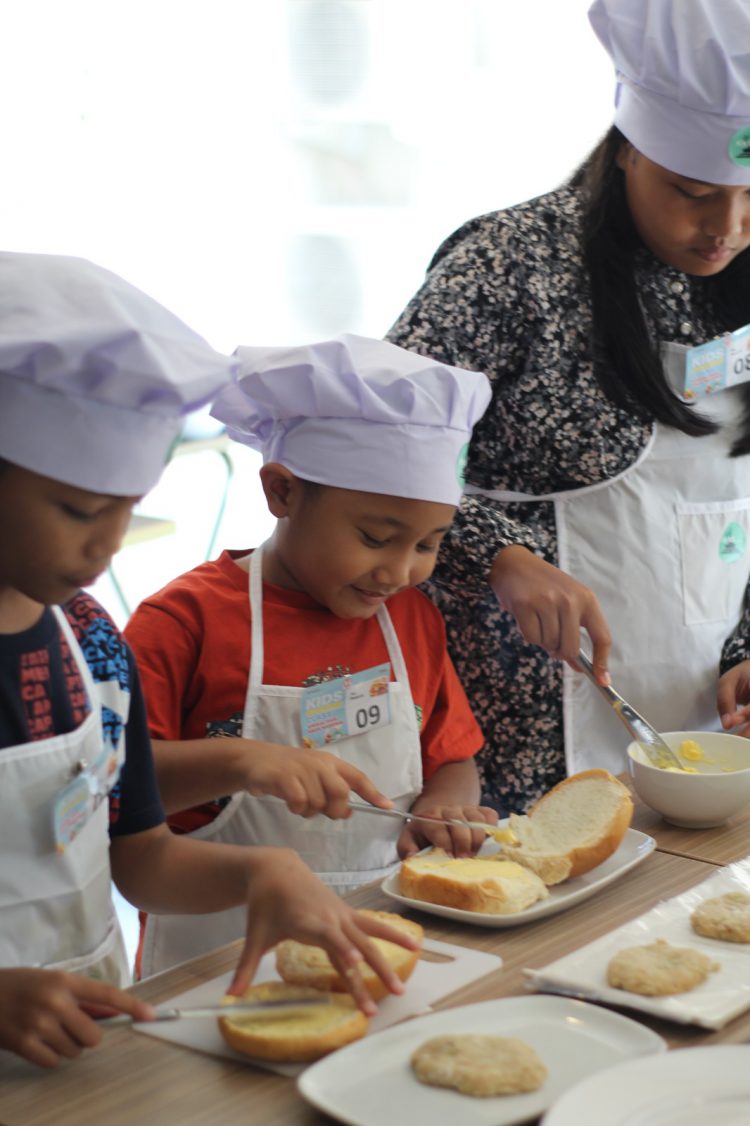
left=275, top=910, right=423, bottom=1001
left=502, top=769, right=634, bottom=884
left=399, top=850, right=549, bottom=914
left=217, top=981, right=368, bottom=1062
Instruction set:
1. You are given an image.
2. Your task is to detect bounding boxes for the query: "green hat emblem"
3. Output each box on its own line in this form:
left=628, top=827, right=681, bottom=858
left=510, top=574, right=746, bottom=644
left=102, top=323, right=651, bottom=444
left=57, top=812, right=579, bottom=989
left=456, top=442, right=469, bottom=486
left=729, top=125, right=750, bottom=168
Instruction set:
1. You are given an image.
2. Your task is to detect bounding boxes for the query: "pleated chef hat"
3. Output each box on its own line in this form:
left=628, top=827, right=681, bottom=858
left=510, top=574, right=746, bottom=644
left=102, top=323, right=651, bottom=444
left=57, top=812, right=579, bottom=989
left=211, top=334, right=491, bottom=506
left=0, top=252, right=236, bottom=495
left=589, top=0, right=750, bottom=184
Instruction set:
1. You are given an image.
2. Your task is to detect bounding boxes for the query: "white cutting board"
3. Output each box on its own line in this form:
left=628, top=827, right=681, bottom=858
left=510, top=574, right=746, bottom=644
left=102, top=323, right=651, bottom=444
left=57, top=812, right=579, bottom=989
left=134, top=938, right=502, bottom=1076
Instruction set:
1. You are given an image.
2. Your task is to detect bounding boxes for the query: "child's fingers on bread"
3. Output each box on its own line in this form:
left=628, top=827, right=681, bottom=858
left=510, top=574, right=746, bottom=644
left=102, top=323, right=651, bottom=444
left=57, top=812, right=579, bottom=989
left=401, top=806, right=497, bottom=859
left=226, top=934, right=265, bottom=996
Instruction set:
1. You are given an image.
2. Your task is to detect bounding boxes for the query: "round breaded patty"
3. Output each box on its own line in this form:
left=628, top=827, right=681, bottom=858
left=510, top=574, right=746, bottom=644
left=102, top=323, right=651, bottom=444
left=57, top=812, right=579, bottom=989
left=606, top=939, right=718, bottom=996
left=410, top=1034, right=547, bottom=1097
left=691, top=892, right=750, bottom=943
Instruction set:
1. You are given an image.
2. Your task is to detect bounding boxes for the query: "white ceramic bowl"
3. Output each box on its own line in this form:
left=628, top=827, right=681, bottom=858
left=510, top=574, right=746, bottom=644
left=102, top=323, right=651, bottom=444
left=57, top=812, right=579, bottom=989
left=627, top=730, right=750, bottom=828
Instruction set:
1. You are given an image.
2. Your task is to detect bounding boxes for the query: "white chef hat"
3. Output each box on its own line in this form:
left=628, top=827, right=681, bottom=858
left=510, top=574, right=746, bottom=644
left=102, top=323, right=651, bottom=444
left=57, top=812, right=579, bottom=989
left=589, top=0, right=750, bottom=184
left=0, top=252, right=236, bottom=495
left=210, top=334, right=491, bottom=506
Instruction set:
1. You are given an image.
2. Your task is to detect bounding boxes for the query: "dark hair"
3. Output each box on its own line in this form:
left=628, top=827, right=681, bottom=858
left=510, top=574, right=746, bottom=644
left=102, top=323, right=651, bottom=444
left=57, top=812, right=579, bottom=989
left=570, top=126, right=750, bottom=455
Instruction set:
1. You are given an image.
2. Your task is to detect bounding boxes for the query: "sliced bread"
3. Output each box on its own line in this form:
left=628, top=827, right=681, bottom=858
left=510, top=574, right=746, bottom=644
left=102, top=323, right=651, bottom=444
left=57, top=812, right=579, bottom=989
left=217, top=980, right=368, bottom=1062
left=502, top=769, right=634, bottom=885
left=398, top=850, right=549, bottom=914
left=275, top=909, right=423, bottom=1001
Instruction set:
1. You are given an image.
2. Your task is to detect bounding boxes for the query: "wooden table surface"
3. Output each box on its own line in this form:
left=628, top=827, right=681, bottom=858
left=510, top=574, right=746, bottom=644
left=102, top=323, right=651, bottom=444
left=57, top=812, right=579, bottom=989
left=627, top=775, right=750, bottom=865
left=2, top=801, right=750, bottom=1126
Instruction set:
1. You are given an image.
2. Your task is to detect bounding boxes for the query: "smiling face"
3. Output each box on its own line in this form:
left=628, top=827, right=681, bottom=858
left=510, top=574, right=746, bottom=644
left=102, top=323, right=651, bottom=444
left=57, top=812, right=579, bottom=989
left=617, top=143, right=750, bottom=276
left=259, top=467, right=455, bottom=620
left=0, top=462, right=138, bottom=611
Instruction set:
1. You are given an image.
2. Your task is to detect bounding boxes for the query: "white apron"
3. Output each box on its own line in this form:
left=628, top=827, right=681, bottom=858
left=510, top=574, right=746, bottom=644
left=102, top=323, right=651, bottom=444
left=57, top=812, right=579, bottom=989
left=466, top=387, right=750, bottom=775
left=141, top=546, right=423, bottom=977
left=0, top=607, right=130, bottom=985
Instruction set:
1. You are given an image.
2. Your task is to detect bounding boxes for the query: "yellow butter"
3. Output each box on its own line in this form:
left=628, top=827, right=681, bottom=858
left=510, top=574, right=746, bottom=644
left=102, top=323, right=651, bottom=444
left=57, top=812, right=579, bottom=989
left=679, top=739, right=705, bottom=762
left=487, top=825, right=518, bottom=845
left=418, top=856, right=532, bottom=881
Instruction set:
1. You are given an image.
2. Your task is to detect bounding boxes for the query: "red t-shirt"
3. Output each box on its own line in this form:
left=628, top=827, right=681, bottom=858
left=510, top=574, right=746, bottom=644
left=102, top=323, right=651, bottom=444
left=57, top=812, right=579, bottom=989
left=125, top=549, right=483, bottom=832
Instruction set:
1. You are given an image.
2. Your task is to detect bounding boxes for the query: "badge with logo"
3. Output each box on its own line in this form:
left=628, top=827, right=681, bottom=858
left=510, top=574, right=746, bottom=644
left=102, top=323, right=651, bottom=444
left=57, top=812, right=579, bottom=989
left=300, top=662, right=392, bottom=748
left=662, top=323, right=750, bottom=401
left=53, top=770, right=95, bottom=854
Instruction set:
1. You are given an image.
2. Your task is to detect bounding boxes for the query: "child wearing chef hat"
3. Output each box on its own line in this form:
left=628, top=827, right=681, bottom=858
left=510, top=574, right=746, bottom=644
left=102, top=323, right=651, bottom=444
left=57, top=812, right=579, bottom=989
left=125, top=333, right=494, bottom=977
left=0, top=256, right=417, bottom=1069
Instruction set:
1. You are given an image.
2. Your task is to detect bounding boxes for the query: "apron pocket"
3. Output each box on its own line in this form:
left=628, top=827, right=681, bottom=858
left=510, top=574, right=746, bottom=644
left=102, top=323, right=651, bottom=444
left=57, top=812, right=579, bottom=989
left=677, top=498, right=750, bottom=625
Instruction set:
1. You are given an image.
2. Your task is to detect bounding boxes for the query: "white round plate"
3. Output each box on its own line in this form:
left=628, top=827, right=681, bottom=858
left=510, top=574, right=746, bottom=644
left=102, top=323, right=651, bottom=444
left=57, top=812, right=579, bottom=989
left=541, top=1045, right=750, bottom=1126
left=298, top=994, right=665, bottom=1126
left=381, top=828, right=655, bottom=927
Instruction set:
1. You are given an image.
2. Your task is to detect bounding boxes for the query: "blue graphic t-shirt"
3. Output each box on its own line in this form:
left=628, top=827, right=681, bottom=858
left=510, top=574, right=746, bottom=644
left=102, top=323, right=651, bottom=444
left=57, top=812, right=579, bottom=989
left=0, top=591, right=164, bottom=838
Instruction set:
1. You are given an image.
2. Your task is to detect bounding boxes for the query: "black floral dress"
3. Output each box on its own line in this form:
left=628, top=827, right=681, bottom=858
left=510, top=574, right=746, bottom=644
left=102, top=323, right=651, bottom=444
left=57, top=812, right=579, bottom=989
left=387, top=183, right=750, bottom=814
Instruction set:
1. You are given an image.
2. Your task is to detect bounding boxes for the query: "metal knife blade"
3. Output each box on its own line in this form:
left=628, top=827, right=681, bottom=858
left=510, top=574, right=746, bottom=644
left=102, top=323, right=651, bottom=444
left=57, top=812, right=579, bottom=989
left=347, top=800, right=514, bottom=841
left=101, top=995, right=334, bottom=1027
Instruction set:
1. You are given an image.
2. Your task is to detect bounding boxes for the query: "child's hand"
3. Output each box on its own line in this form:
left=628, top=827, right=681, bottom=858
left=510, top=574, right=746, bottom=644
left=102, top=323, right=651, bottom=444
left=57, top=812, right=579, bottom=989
left=226, top=849, right=420, bottom=1015
left=718, top=661, right=750, bottom=737
left=397, top=803, right=497, bottom=860
left=244, top=742, right=392, bottom=819
left=0, top=968, right=155, bottom=1069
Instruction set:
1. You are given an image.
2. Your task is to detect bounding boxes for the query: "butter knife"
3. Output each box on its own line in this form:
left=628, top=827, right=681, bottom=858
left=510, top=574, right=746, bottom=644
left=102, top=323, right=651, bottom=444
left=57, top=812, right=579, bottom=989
left=348, top=800, right=514, bottom=840
left=577, top=649, right=684, bottom=771
left=101, top=995, right=333, bottom=1027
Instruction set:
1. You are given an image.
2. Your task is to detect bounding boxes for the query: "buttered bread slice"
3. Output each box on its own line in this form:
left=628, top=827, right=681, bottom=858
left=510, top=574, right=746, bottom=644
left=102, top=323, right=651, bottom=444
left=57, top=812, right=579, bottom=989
left=218, top=981, right=368, bottom=1062
left=399, top=849, right=549, bottom=914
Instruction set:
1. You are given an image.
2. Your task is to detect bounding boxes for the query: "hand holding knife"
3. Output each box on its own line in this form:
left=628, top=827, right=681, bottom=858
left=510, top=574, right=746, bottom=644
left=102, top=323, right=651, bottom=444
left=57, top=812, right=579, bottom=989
left=347, top=800, right=516, bottom=843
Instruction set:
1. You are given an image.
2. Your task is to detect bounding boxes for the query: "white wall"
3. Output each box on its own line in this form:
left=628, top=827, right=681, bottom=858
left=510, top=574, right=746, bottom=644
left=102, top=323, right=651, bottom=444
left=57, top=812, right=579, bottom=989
left=2, top=0, right=612, bottom=351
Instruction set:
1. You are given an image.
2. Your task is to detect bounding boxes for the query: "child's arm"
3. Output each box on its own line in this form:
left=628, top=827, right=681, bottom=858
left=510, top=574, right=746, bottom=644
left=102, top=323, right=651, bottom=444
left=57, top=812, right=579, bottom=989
left=151, top=737, right=393, bottom=818
left=0, top=968, right=155, bottom=1069
left=397, top=758, right=497, bottom=859
left=110, top=828, right=419, bottom=1013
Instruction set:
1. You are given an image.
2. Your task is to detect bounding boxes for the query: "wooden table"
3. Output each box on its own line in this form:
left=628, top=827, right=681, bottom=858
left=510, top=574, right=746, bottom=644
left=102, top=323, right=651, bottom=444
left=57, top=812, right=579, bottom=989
left=3, top=830, right=750, bottom=1126
left=626, top=773, right=750, bottom=865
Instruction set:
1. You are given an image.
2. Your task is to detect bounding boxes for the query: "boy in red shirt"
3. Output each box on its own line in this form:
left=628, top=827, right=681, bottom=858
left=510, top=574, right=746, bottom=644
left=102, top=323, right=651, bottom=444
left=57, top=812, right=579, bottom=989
left=126, top=335, right=494, bottom=976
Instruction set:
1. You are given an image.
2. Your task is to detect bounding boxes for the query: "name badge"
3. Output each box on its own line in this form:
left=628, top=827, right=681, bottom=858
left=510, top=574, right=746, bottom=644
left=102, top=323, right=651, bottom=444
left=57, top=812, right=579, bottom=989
left=300, top=662, right=391, bottom=748
left=52, top=741, right=122, bottom=853
left=662, top=322, right=750, bottom=401
left=53, top=773, right=94, bottom=853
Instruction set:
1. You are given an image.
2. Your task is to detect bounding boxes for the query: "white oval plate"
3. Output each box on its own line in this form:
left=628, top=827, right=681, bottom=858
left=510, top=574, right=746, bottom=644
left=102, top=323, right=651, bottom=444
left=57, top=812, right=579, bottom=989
left=297, top=994, right=665, bottom=1126
left=541, top=1045, right=750, bottom=1126
left=381, top=828, right=655, bottom=927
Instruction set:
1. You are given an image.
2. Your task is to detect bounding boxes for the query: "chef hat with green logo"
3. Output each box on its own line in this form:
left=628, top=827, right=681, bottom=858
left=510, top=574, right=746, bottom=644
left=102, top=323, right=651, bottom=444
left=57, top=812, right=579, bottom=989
left=589, top=0, right=750, bottom=184
left=0, top=252, right=236, bottom=496
left=211, top=334, right=491, bottom=506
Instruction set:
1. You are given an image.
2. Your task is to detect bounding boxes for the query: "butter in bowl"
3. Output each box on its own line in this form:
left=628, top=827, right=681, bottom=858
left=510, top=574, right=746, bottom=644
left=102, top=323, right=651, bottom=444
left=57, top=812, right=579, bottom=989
left=627, top=729, right=750, bottom=828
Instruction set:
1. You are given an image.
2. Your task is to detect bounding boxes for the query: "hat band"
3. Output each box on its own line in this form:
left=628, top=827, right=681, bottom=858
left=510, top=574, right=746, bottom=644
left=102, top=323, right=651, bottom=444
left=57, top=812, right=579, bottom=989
left=233, top=416, right=468, bottom=507
left=615, top=76, right=750, bottom=185
left=0, top=372, right=181, bottom=495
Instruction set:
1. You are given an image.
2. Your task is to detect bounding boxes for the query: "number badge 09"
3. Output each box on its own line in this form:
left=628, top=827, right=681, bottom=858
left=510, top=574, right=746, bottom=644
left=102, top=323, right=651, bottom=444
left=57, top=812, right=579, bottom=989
left=300, top=662, right=392, bottom=748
